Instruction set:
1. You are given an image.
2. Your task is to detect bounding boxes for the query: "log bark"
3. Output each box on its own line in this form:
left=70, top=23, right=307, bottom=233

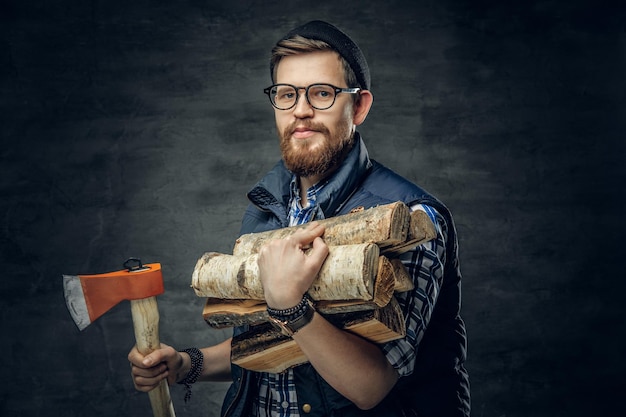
left=232, top=202, right=410, bottom=257
left=192, top=243, right=381, bottom=301
left=202, top=298, right=268, bottom=328
left=202, top=298, right=389, bottom=329
left=230, top=323, right=305, bottom=374
left=230, top=298, right=405, bottom=373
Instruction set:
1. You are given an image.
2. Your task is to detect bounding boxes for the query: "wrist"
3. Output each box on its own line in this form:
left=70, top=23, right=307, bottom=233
left=266, top=294, right=310, bottom=319
left=266, top=292, right=306, bottom=311
left=175, top=351, right=192, bottom=384
left=177, top=347, right=203, bottom=403
left=267, top=295, right=315, bottom=337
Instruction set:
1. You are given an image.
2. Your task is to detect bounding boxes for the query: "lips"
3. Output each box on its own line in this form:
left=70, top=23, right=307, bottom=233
left=292, top=126, right=318, bottom=139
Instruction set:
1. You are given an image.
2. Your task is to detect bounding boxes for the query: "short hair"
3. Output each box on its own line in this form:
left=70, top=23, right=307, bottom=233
left=270, top=35, right=361, bottom=103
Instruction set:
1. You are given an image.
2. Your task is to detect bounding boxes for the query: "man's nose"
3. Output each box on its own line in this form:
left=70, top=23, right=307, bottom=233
left=293, top=89, right=314, bottom=117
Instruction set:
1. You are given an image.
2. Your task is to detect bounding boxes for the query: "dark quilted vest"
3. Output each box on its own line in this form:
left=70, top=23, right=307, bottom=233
left=221, top=136, right=470, bottom=417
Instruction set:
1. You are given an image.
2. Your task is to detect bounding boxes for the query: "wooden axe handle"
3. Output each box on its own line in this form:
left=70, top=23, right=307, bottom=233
left=131, top=297, right=176, bottom=417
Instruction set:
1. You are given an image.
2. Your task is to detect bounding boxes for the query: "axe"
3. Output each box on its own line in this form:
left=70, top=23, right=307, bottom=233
left=63, top=258, right=176, bottom=417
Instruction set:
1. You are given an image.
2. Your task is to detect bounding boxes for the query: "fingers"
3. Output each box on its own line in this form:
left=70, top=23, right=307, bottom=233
left=294, top=221, right=325, bottom=248
left=299, top=223, right=329, bottom=268
left=308, top=235, right=330, bottom=264
left=128, top=344, right=178, bottom=392
left=131, top=361, right=169, bottom=392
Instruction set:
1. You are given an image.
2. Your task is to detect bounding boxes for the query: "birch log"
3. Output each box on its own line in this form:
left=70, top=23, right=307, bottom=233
left=200, top=256, right=413, bottom=329
left=232, top=202, right=410, bottom=257
left=192, top=243, right=381, bottom=301
left=231, top=297, right=405, bottom=373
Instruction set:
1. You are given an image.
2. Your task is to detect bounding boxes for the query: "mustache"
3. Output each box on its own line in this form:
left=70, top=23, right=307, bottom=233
left=283, top=120, right=330, bottom=138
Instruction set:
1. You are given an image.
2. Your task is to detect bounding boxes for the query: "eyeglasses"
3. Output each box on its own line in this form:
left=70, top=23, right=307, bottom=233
left=263, top=83, right=361, bottom=110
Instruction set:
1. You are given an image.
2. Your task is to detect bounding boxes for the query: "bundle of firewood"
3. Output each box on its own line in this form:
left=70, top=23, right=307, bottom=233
left=190, top=201, right=436, bottom=373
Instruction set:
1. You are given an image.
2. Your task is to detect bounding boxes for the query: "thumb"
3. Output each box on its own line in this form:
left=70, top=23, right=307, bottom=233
left=141, top=343, right=172, bottom=367
left=142, top=352, right=161, bottom=367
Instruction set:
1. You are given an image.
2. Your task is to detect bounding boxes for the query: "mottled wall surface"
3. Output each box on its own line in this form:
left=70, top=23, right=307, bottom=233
left=1, top=1, right=624, bottom=416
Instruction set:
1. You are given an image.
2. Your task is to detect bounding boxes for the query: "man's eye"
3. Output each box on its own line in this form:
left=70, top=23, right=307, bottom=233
left=311, top=89, right=333, bottom=99
left=276, top=91, right=295, bottom=100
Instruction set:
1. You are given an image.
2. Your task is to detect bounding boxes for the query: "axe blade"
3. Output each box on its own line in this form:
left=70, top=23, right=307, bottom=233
left=63, top=274, right=91, bottom=331
left=62, top=263, right=164, bottom=331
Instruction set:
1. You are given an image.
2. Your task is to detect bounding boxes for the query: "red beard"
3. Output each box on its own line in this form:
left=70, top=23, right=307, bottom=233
left=280, top=120, right=354, bottom=178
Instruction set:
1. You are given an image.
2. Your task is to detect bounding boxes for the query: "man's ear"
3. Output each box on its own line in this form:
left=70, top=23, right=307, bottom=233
left=353, top=90, right=374, bottom=126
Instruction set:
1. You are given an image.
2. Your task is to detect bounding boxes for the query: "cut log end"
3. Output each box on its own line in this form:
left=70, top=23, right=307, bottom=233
left=381, top=210, right=437, bottom=257
left=390, top=258, right=414, bottom=293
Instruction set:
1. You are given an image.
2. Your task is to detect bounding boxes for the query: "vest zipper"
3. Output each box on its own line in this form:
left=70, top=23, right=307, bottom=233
left=223, top=370, right=248, bottom=417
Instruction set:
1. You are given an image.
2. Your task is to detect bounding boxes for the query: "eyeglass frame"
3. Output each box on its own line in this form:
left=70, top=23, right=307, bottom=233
left=263, top=83, right=361, bottom=110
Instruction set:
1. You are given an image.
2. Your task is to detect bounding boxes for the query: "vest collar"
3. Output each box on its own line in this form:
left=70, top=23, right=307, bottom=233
left=247, top=132, right=372, bottom=221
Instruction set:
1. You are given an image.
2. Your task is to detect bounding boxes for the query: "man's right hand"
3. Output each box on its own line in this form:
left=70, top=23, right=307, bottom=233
left=257, top=221, right=329, bottom=309
left=128, top=343, right=187, bottom=392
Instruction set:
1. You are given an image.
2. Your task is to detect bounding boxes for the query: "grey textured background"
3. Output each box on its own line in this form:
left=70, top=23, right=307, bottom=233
left=1, top=0, right=624, bottom=416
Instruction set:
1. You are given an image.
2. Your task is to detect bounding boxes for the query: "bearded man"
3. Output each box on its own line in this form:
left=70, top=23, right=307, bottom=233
left=129, top=20, right=470, bottom=417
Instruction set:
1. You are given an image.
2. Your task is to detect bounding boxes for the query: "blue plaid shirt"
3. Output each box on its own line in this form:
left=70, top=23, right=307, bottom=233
left=287, top=176, right=326, bottom=227
left=253, top=177, right=446, bottom=417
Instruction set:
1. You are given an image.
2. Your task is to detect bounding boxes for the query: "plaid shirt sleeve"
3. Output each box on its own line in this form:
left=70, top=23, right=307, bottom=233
left=381, top=203, right=447, bottom=377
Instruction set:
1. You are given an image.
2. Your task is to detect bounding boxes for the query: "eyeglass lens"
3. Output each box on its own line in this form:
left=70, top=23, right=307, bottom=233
left=270, top=84, right=337, bottom=110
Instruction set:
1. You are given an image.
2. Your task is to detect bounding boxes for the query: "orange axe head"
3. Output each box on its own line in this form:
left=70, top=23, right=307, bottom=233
left=63, top=258, right=164, bottom=330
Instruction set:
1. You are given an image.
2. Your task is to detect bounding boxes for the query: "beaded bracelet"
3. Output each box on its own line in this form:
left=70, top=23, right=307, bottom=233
left=178, top=348, right=203, bottom=403
left=266, top=294, right=310, bottom=320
